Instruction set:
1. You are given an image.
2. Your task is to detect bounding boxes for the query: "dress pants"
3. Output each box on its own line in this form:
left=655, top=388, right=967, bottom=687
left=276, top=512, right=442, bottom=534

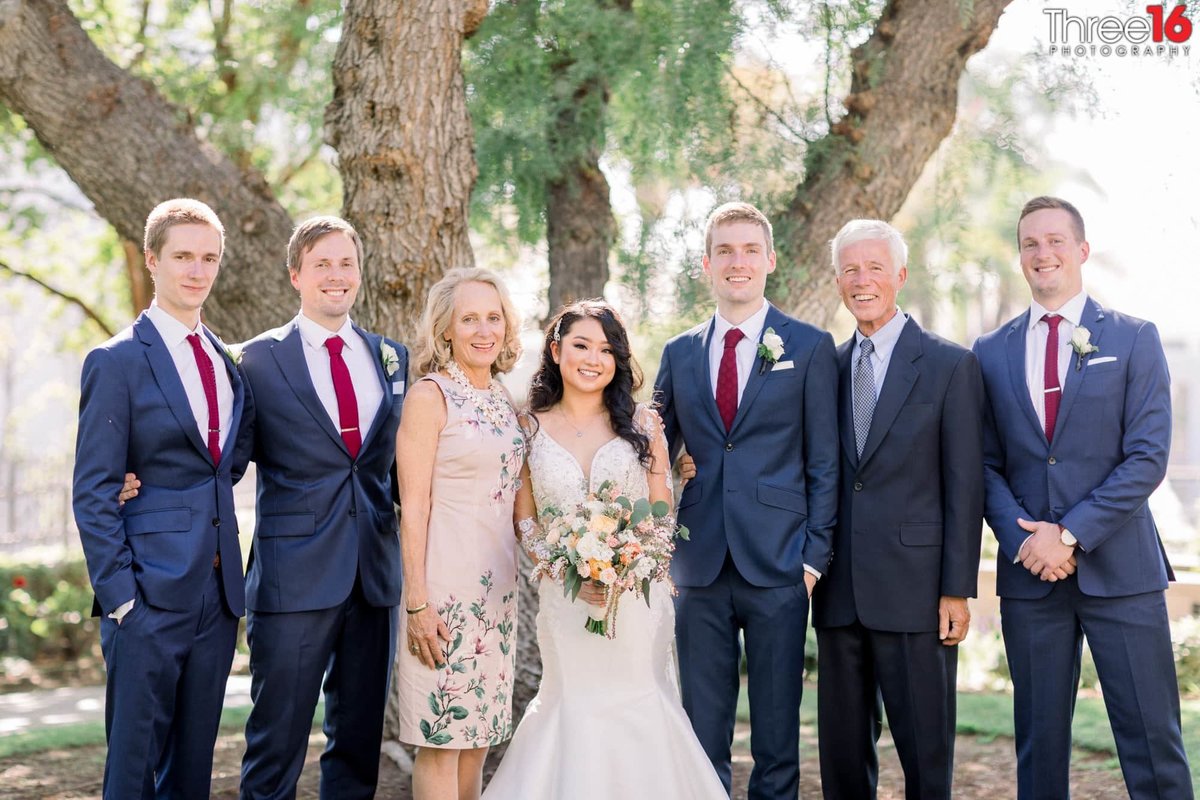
left=240, top=577, right=398, bottom=800
left=99, top=565, right=238, bottom=800
left=817, top=621, right=957, bottom=799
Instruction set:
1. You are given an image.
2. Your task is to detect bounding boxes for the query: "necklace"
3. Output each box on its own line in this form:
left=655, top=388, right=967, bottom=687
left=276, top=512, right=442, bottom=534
left=558, top=407, right=607, bottom=438
left=446, top=360, right=514, bottom=431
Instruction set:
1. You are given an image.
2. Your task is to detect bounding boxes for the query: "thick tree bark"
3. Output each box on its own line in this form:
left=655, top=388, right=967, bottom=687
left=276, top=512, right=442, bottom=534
left=774, top=0, right=1010, bottom=327
left=327, top=0, right=484, bottom=343
left=0, top=0, right=296, bottom=342
left=546, top=157, right=615, bottom=313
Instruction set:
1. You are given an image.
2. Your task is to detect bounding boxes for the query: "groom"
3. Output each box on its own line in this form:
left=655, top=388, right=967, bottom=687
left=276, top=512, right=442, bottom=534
left=657, top=201, right=839, bottom=798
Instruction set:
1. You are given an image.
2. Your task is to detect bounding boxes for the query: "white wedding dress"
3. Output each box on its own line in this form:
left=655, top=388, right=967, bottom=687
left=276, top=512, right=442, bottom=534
left=482, top=421, right=727, bottom=799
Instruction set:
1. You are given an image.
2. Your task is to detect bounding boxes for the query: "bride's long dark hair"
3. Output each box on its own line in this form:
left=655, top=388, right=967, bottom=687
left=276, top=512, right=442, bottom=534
left=527, top=300, right=652, bottom=469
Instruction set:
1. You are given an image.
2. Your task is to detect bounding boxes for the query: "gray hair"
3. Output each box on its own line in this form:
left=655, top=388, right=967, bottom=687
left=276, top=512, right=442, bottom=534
left=829, top=219, right=908, bottom=276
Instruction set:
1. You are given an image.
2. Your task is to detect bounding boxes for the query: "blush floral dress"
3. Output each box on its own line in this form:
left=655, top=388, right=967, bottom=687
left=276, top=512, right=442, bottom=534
left=396, top=371, right=525, bottom=749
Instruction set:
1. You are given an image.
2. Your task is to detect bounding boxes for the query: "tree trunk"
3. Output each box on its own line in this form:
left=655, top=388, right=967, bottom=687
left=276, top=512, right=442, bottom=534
left=0, top=0, right=296, bottom=342
left=326, top=0, right=485, bottom=344
left=773, top=0, right=1011, bottom=327
left=546, top=160, right=615, bottom=313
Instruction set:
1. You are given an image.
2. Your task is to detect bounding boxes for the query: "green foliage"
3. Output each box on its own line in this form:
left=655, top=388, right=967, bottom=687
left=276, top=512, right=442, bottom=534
left=0, top=560, right=98, bottom=669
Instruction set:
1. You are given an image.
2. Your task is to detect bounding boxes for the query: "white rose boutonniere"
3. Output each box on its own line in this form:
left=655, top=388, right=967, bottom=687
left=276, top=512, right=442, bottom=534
left=380, top=342, right=400, bottom=377
left=1070, top=326, right=1099, bottom=371
left=757, top=328, right=785, bottom=374
left=222, top=345, right=243, bottom=366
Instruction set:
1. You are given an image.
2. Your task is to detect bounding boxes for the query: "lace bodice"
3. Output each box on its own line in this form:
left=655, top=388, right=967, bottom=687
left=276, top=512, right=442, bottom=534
left=527, top=405, right=661, bottom=516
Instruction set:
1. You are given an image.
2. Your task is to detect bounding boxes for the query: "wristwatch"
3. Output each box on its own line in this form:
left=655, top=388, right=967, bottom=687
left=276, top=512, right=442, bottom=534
left=1059, top=526, right=1078, bottom=547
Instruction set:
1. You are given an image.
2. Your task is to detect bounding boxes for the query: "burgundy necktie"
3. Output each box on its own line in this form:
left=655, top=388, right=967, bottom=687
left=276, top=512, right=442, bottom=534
left=716, top=328, right=745, bottom=432
left=1042, top=314, right=1062, bottom=442
left=325, top=336, right=362, bottom=457
left=185, top=334, right=222, bottom=466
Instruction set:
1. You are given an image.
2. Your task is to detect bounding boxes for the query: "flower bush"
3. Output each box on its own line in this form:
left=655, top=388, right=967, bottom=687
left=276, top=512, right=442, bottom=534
left=0, top=560, right=100, bottom=682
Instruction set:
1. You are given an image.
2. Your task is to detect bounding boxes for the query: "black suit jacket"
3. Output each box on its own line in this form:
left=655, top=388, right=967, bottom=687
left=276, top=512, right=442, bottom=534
left=812, top=316, right=985, bottom=633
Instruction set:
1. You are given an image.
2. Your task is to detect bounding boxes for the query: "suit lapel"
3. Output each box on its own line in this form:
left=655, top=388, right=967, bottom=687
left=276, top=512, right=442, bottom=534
left=836, top=337, right=858, bottom=467
left=857, top=318, right=920, bottom=467
left=690, top=319, right=726, bottom=434
left=1052, top=298, right=1107, bottom=441
left=135, top=314, right=212, bottom=463
left=1004, top=310, right=1046, bottom=444
left=203, top=327, right=245, bottom=465
left=269, top=322, right=349, bottom=455
left=728, top=305, right=787, bottom=436
left=354, top=324, right=392, bottom=455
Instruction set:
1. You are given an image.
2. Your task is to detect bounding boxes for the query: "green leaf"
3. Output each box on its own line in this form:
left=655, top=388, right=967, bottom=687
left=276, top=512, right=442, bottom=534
left=427, top=731, right=453, bottom=746
left=427, top=693, right=441, bottom=716
left=650, top=499, right=670, bottom=518
left=419, top=719, right=432, bottom=738
left=630, top=497, right=652, bottom=526
left=677, top=525, right=690, bottom=541
left=616, top=495, right=633, bottom=511
left=642, top=578, right=652, bottom=605
left=449, top=705, right=470, bottom=720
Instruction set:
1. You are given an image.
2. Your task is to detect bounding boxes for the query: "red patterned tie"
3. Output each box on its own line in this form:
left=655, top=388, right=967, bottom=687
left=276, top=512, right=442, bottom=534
left=325, top=336, right=362, bottom=457
left=185, top=334, right=222, bottom=466
left=1042, top=314, right=1062, bottom=442
left=716, top=327, right=745, bottom=432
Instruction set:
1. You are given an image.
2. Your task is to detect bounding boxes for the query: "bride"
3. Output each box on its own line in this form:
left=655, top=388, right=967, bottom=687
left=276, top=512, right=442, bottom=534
left=482, top=301, right=726, bottom=799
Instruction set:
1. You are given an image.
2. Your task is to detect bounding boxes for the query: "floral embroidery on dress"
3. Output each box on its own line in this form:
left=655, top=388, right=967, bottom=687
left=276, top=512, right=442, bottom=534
left=418, top=570, right=516, bottom=747
left=439, top=375, right=526, bottom=508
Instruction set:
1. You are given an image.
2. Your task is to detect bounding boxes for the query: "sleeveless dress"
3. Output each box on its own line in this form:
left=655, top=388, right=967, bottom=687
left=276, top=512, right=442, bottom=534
left=482, top=409, right=727, bottom=798
left=395, top=373, right=526, bottom=749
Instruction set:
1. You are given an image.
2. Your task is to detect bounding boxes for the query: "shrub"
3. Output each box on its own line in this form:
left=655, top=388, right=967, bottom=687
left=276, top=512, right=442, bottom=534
left=0, top=560, right=100, bottom=684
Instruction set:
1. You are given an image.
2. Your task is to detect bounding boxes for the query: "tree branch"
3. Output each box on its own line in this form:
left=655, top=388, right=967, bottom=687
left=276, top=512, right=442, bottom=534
left=723, top=64, right=808, bottom=145
left=0, top=260, right=115, bottom=337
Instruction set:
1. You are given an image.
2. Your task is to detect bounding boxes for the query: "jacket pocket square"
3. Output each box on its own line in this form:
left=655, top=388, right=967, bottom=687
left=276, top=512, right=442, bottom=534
left=771, top=360, right=795, bottom=371
left=392, top=381, right=406, bottom=395
left=1087, top=356, right=1117, bottom=366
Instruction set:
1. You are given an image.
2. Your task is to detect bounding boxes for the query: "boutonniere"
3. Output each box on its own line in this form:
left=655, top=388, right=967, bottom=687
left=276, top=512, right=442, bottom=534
left=380, top=342, right=400, bottom=377
left=757, top=327, right=785, bottom=375
left=222, top=345, right=243, bottom=366
left=1070, top=326, right=1099, bottom=371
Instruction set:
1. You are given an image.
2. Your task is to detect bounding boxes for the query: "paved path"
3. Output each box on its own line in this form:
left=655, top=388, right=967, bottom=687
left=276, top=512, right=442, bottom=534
left=0, top=675, right=253, bottom=735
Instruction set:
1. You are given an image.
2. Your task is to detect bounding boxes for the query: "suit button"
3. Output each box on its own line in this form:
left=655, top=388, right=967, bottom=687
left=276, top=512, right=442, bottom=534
left=725, top=443, right=733, bottom=452
left=349, top=509, right=357, bottom=517
left=853, top=482, right=863, bottom=491
left=1048, top=456, right=1057, bottom=465
left=212, top=518, right=220, bottom=527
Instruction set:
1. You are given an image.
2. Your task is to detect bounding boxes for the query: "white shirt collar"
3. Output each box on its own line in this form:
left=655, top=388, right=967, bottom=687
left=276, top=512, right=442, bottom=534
left=855, top=308, right=908, bottom=361
left=146, top=300, right=201, bottom=347
left=1028, top=290, right=1088, bottom=331
left=712, top=299, right=770, bottom=345
left=297, top=313, right=358, bottom=351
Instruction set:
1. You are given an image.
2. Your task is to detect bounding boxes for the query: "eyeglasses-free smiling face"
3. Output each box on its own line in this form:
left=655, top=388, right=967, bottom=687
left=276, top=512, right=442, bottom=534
left=146, top=223, right=223, bottom=326
left=1018, top=208, right=1089, bottom=310
left=704, top=221, right=776, bottom=319
left=445, top=280, right=507, bottom=378
left=290, top=232, right=361, bottom=330
left=835, top=238, right=906, bottom=338
left=552, top=317, right=616, bottom=397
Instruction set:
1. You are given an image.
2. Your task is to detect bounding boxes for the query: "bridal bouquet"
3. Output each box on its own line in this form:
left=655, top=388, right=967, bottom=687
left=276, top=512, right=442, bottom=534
left=523, top=480, right=688, bottom=638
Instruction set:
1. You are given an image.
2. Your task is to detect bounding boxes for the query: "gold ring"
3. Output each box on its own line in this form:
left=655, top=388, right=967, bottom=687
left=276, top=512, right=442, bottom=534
left=410, top=644, right=418, bottom=654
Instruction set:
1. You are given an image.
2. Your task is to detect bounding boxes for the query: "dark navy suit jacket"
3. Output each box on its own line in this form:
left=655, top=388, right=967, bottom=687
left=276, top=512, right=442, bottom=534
left=813, top=318, right=984, bottom=632
left=73, top=313, right=246, bottom=617
left=657, top=304, right=839, bottom=588
left=236, top=319, right=406, bottom=612
left=973, top=297, right=1174, bottom=600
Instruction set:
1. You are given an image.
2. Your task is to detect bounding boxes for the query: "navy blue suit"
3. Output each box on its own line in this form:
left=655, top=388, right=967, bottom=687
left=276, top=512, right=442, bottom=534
left=236, top=319, right=406, bottom=800
left=73, top=312, right=246, bottom=800
left=813, top=318, right=984, bottom=799
left=657, top=304, right=839, bottom=799
left=974, top=297, right=1191, bottom=799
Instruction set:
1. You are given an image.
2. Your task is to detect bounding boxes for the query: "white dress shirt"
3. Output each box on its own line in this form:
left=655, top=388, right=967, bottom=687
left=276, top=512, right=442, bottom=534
left=296, top=313, right=384, bottom=438
left=145, top=302, right=234, bottom=452
left=851, top=309, right=909, bottom=400
left=1025, top=290, right=1088, bottom=432
left=708, top=299, right=771, bottom=402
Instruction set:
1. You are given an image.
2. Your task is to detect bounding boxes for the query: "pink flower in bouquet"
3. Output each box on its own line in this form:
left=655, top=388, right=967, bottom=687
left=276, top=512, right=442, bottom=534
left=599, top=567, right=619, bottom=585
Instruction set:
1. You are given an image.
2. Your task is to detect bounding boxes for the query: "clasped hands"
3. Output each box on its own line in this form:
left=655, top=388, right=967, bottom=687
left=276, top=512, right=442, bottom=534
left=1015, top=517, right=1077, bottom=582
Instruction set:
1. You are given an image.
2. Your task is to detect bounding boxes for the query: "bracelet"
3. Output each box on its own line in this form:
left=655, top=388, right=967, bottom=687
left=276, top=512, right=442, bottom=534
left=405, top=602, right=429, bottom=615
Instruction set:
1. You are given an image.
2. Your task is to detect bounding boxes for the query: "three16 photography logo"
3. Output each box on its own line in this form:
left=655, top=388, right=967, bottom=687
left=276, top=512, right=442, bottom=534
left=1046, top=4, right=1193, bottom=58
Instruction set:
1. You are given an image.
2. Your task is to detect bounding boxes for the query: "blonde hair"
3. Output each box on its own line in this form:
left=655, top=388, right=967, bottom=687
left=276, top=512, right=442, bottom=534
left=143, top=198, right=225, bottom=258
left=704, top=201, right=774, bottom=256
left=413, top=268, right=523, bottom=377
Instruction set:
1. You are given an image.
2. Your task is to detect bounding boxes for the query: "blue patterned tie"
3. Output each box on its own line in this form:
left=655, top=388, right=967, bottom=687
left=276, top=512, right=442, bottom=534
left=853, top=338, right=875, bottom=458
